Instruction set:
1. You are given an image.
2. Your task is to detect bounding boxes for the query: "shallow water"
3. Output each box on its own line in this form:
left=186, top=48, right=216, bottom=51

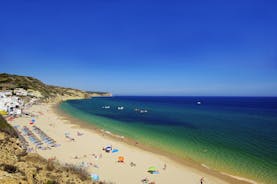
left=60, top=96, right=277, bottom=184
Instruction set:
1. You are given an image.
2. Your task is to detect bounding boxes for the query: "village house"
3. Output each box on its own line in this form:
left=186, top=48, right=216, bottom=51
left=1, top=90, right=13, bottom=96
left=0, top=90, right=24, bottom=116
left=14, top=88, right=28, bottom=96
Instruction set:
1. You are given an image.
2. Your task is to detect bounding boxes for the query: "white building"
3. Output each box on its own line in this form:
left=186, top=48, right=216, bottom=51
left=0, top=92, right=6, bottom=98
left=14, top=88, right=28, bottom=96
left=0, top=94, right=24, bottom=115
left=0, top=93, right=8, bottom=111
left=1, top=90, right=13, bottom=96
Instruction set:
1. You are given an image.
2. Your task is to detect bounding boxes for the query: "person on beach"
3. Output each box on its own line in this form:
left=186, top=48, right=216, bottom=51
left=141, top=177, right=149, bottom=184
left=200, top=177, right=205, bottom=184
left=130, top=162, right=136, bottom=167
left=163, top=163, right=167, bottom=170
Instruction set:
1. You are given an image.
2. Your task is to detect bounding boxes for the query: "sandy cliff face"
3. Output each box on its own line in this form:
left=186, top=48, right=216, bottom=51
left=48, top=91, right=112, bottom=103
left=0, top=131, right=98, bottom=184
left=88, top=93, right=112, bottom=97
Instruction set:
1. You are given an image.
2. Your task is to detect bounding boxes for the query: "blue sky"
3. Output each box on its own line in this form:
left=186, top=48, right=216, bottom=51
left=1, top=0, right=277, bottom=96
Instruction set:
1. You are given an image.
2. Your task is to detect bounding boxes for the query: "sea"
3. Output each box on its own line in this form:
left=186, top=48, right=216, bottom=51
left=59, top=96, right=277, bottom=184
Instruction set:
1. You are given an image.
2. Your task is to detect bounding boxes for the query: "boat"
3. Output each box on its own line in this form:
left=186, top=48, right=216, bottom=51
left=117, top=106, right=124, bottom=110
left=140, top=109, right=148, bottom=113
left=102, top=106, right=110, bottom=109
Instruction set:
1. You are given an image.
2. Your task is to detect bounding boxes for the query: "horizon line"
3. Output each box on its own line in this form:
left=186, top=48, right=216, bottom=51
left=110, top=95, right=277, bottom=98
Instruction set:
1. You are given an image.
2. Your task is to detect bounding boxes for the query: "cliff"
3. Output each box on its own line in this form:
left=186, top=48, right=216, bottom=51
left=0, top=115, right=109, bottom=184
left=0, top=73, right=112, bottom=102
left=0, top=73, right=112, bottom=183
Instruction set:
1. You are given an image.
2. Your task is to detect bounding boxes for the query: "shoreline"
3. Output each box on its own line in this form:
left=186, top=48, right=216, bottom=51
left=9, top=99, right=258, bottom=184
left=56, top=100, right=257, bottom=184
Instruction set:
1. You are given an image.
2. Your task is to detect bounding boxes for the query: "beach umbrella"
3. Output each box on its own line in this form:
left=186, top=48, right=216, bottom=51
left=148, top=166, right=157, bottom=173
left=29, top=118, right=35, bottom=125
left=91, top=173, right=99, bottom=181
left=105, top=145, right=112, bottom=148
left=112, top=149, right=119, bottom=153
left=105, top=145, right=112, bottom=152
left=118, top=156, right=124, bottom=162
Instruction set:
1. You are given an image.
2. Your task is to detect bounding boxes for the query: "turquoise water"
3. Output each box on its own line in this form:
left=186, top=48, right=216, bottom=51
left=60, top=96, right=277, bottom=184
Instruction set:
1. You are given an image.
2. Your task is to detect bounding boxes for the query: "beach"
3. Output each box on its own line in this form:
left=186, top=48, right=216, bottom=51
left=9, top=101, right=254, bottom=184
left=2, top=0, right=277, bottom=183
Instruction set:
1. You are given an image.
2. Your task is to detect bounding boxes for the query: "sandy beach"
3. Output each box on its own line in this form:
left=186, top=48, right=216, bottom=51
left=8, top=101, right=253, bottom=184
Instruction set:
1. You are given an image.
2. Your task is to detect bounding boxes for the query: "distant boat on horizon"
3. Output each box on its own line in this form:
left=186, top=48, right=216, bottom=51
left=197, top=101, right=202, bottom=105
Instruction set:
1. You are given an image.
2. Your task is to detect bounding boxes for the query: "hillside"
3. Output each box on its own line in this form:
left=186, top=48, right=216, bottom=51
left=0, top=73, right=111, bottom=101
left=0, top=115, right=110, bottom=184
left=0, top=115, right=17, bottom=137
left=0, top=73, right=112, bottom=183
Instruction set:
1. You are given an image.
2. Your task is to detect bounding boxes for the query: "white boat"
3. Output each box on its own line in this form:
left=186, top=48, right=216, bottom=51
left=117, top=106, right=124, bottom=110
left=102, top=106, right=110, bottom=109
left=140, top=109, right=148, bottom=113
left=197, top=101, right=202, bottom=105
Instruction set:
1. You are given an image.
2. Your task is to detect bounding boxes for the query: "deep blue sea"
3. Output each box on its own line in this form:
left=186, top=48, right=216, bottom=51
left=60, top=96, right=277, bottom=183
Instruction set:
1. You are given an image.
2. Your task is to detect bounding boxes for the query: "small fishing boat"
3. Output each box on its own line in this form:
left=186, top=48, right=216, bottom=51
left=102, top=106, right=110, bottom=109
left=140, top=109, right=148, bottom=113
left=117, top=106, right=124, bottom=110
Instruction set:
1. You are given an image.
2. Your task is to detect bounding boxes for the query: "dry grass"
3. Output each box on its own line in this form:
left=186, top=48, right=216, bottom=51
left=0, top=115, right=18, bottom=137
left=46, top=160, right=55, bottom=171
left=1, top=164, right=17, bottom=173
left=64, top=164, right=90, bottom=181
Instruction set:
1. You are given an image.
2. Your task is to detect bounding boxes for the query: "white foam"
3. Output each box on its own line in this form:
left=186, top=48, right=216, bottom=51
left=201, top=163, right=210, bottom=169
left=105, top=131, right=111, bottom=134
left=220, top=172, right=258, bottom=184
left=201, top=164, right=258, bottom=184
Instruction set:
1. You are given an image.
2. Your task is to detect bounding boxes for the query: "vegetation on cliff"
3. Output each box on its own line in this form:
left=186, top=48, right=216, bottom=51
left=0, top=73, right=112, bottom=183
left=0, top=115, right=109, bottom=184
left=0, top=73, right=111, bottom=100
left=0, top=115, right=17, bottom=137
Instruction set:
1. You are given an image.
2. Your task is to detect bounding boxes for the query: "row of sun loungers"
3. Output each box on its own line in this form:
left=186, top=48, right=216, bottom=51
left=32, top=125, right=58, bottom=147
left=13, top=125, right=29, bottom=150
left=13, top=124, right=60, bottom=150
left=22, top=126, right=43, bottom=148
